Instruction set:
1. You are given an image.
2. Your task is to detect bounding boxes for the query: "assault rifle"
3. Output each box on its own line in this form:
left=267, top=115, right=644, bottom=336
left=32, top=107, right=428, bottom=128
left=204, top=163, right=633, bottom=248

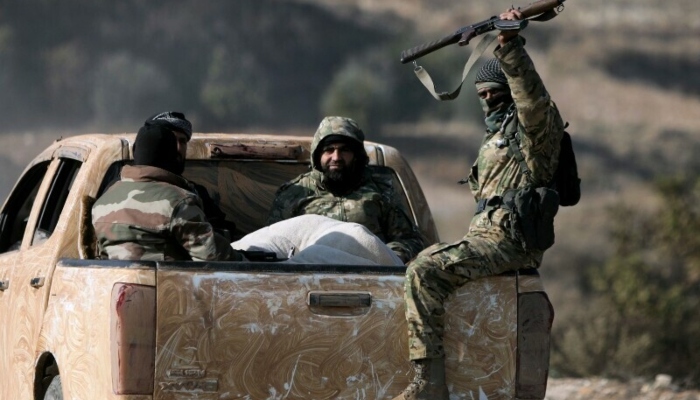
left=400, top=0, right=566, bottom=64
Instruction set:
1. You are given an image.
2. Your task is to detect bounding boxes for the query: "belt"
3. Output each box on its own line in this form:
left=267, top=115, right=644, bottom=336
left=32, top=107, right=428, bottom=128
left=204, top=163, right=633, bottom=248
left=476, top=190, right=519, bottom=215
left=475, top=196, right=504, bottom=214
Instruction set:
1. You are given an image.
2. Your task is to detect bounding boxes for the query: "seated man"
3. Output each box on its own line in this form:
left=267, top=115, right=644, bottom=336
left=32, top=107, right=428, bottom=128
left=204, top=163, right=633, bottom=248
left=267, top=116, right=426, bottom=263
left=144, top=111, right=236, bottom=236
left=92, top=120, right=242, bottom=262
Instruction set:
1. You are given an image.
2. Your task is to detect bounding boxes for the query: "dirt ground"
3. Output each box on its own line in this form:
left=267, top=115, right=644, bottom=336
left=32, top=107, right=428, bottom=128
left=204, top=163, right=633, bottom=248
left=546, top=377, right=700, bottom=400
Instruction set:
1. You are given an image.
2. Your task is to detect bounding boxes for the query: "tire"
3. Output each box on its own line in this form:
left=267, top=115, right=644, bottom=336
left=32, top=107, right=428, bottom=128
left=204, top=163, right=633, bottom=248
left=44, top=375, right=63, bottom=400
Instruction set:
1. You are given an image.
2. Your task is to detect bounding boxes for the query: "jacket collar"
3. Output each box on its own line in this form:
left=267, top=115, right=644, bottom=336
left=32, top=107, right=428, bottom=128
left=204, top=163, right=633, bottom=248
left=121, top=165, right=191, bottom=191
left=310, top=168, right=369, bottom=195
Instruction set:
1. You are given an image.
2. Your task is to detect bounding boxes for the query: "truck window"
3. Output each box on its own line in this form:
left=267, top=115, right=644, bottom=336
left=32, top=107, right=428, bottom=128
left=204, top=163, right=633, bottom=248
left=32, top=158, right=82, bottom=246
left=370, top=165, right=414, bottom=223
left=183, top=160, right=308, bottom=240
left=182, top=161, right=413, bottom=240
left=96, top=161, right=125, bottom=199
left=0, top=162, right=51, bottom=253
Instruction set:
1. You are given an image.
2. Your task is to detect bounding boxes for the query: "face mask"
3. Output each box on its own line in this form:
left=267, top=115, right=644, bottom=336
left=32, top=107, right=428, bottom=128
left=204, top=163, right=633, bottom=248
left=481, top=89, right=514, bottom=113
left=479, top=91, right=513, bottom=133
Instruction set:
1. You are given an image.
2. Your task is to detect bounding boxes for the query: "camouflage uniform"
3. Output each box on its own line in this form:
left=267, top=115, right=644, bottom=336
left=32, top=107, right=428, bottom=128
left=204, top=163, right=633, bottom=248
left=405, top=36, right=564, bottom=360
left=93, top=165, right=240, bottom=262
left=267, top=117, right=427, bottom=262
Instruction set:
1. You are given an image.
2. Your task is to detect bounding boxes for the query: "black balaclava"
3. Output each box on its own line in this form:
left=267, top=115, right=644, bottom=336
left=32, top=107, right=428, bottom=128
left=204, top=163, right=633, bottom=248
left=475, top=58, right=514, bottom=133
left=133, top=124, right=183, bottom=175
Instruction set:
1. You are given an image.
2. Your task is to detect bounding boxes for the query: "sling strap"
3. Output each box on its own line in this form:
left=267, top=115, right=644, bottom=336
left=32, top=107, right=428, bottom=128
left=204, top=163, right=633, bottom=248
left=474, top=106, right=533, bottom=216
left=413, top=33, right=498, bottom=101
left=501, top=107, right=532, bottom=180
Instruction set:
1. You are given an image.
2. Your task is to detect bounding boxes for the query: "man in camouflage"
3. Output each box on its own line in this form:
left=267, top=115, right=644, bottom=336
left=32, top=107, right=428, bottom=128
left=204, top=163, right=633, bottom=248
left=267, top=116, right=426, bottom=263
left=92, top=117, right=242, bottom=262
left=394, top=9, right=565, bottom=400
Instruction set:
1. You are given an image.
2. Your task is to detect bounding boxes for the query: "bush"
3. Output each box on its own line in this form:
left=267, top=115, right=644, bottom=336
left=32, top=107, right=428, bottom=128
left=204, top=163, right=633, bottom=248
left=551, top=176, right=700, bottom=387
left=319, top=60, right=390, bottom=134
left=92, top=52, right=172, bottom=129
left=200, top=46, right=271, bottom=127
left=319, top=39, right=487, bottom=136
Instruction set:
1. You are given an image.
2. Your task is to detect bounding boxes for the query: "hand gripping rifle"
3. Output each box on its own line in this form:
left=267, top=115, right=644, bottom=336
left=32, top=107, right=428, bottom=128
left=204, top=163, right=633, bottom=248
left=400, top=0, right=566, bottom=64
left=401, top=0, right=566, bottom=101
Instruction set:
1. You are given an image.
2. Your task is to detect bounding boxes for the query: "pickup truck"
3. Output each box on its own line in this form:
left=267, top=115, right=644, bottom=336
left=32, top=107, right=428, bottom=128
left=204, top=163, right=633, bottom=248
left=0, top=132, right=553, bottom=400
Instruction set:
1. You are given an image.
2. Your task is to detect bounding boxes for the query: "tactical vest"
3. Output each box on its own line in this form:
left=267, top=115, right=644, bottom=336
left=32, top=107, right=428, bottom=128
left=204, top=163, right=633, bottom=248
left=475, top=106, right=581, bottom=251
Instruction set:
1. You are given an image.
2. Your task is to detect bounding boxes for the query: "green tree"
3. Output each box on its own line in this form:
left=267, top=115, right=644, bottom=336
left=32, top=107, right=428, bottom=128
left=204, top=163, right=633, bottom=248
left=319, top=60, right=390, bottom=134
left=92, top=52, right=171, bottom=129
left=200, top=46, right=271, bottom=127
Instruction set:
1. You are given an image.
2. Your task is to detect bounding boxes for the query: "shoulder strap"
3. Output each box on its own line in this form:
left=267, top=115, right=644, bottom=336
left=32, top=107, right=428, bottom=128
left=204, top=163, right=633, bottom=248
left=502, top=107, right=533, bottom=182
left=413, top=34, right=498, bottom=101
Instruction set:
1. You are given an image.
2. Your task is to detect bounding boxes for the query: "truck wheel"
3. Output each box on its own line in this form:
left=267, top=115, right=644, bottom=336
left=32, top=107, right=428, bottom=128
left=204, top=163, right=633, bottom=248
left=44, top=375, right=63, bottom=400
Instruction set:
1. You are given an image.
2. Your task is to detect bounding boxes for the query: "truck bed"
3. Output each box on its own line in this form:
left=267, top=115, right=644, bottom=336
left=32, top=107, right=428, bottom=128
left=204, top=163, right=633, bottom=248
left=47, top=259, right=550, bottom=399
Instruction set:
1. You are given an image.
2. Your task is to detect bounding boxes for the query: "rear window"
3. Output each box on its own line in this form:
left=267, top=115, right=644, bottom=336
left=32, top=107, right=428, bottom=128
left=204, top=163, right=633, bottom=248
left=97, top=160, right=411, bottom=241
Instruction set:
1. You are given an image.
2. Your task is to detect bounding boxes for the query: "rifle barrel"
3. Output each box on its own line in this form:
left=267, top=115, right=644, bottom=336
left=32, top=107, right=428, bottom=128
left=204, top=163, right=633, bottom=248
left=400, top=31, right=463, bottom=64
left=399, top=0, right=564, bottom=64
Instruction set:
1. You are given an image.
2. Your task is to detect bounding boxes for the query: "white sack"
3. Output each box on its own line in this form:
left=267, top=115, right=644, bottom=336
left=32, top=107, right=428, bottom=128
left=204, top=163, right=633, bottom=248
left=232, top=215, right=403, bottom=266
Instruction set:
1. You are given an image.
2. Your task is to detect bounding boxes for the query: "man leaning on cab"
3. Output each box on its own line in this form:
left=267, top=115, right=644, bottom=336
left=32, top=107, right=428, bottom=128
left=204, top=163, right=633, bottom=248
left=92, top=114, right=243, bottom=262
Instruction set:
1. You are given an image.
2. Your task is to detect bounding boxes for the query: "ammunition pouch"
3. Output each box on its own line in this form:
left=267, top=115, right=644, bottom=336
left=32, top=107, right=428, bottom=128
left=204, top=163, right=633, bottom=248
left=502, top=187, right=560, bottom=251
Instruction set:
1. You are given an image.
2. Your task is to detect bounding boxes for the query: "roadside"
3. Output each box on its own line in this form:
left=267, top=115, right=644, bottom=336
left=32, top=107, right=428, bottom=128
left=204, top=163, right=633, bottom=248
left=547, top=377, right=700, bottom=400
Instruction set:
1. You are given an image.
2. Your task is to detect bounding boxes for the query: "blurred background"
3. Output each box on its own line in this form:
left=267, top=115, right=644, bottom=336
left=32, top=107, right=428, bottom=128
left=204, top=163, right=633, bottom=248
left=1, top=0, right=698, bottom=389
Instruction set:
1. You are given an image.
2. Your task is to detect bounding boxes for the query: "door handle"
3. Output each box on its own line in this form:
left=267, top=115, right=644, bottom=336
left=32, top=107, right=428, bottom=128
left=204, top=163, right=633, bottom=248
left=307, top=291, right=372, bottom=308
left=30, top=277, right=45, bottom=288
left=0, top=279, right=8, bottom=291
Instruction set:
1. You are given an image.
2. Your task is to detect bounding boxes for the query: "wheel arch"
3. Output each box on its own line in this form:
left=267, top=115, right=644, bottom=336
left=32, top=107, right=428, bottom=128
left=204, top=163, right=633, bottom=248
left=34, top=352, right=59, bottom=400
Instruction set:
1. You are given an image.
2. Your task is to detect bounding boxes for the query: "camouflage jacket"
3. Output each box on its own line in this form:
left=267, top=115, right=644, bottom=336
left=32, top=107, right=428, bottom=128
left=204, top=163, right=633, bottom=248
left=466, top=36, right=564, bottom=247
left=92, top=165, right=240, bottom=262
left=267, top=169, right=427, bottom=262
left=469, top=36, right=564, bottom=201
left=467, top=36, right=564, bottom=199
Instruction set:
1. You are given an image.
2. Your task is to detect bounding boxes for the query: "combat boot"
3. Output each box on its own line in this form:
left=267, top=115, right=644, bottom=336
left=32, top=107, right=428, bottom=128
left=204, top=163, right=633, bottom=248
left=393, top=358, right=449, bottom=400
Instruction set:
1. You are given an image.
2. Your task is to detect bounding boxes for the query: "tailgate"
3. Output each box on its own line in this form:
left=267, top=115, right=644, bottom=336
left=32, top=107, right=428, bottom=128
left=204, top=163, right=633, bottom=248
left=154, top=262, right=522, bottom=399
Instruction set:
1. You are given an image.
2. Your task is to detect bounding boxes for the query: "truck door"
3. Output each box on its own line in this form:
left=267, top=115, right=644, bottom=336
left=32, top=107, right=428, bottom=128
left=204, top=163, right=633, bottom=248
left=2, top=154, right=83, bottom=398
left=0, top=160, right=52, bottom=400
left=154, top=262, right=413, bottom=400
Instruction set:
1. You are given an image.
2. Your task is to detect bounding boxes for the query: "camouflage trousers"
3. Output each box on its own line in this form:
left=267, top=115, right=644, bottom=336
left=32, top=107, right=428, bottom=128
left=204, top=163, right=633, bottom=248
left=404, top=228, right=541, bottom=360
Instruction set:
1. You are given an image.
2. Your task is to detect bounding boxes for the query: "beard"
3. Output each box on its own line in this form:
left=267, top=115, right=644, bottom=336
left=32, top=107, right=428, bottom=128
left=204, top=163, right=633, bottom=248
left=172, top=155, right=185, bottom=175
left=322, top=160, right=364, bottom=194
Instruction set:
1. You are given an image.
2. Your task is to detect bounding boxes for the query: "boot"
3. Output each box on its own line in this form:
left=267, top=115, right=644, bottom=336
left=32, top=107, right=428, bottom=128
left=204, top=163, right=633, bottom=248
left=393, top=358, right=449, bottom=400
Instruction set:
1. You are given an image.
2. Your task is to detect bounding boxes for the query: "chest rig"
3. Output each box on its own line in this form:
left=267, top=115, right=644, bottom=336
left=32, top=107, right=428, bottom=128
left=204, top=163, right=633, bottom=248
left=475, top=106, right=560, bottom=252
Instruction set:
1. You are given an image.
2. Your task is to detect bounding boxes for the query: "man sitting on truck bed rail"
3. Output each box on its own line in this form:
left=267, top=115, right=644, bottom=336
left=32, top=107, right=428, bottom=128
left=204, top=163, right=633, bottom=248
left=92, top=120, right=244, bottom=262
left=266, top=116, right=427, bottom=263
left=393, top=8, right=565, bottom=400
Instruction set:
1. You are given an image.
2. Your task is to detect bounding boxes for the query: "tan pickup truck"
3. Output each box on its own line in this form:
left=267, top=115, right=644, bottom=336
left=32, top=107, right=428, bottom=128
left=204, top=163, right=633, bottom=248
left=0, top=133, right=553, bottom=400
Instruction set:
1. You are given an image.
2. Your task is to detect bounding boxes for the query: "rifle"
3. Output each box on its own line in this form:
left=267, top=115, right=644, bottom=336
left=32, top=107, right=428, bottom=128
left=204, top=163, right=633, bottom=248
left=400, top=0, right=566, bottom=64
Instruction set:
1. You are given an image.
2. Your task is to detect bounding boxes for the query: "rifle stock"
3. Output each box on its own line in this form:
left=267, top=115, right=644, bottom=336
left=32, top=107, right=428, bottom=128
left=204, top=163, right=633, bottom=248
left=400, top=0, right=565, bottom=64
left=519, top=0, right=565, bottom=18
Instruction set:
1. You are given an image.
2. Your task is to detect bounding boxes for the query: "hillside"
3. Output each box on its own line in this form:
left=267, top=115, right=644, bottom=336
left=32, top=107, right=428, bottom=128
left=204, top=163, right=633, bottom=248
left=547, top=376, right=700, bottom=400
left=1, top=0, right=699, bottom=389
